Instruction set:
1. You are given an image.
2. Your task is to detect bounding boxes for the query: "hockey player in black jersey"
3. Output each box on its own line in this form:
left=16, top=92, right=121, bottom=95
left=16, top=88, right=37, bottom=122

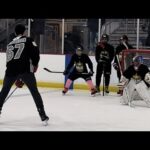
left=0, top=24, right=49, bottom=125
left=119, top=56, right=150, bottom=107
left=113, top=35, right=133, bottom=94
left=62, top=47, right=97, bottom=96
left=95, top=34, right=115, bottom=94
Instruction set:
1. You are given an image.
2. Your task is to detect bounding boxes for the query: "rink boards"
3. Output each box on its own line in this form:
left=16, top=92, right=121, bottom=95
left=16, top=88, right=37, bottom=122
left=0, top=53, right=118, bottom=92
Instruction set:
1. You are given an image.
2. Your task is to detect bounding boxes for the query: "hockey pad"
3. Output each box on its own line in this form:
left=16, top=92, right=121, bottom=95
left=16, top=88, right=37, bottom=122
left=135, top=81, right=150, bottom=104
left=121, top=79, right=140, bottom=107
left=120, top=87, right=129, bottom=105
left=144, top=72, right=150, bottom=85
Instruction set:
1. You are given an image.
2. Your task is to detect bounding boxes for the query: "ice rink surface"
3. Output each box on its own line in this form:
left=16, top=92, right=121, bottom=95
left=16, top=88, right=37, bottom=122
left=0, top=86, right=150, bottom=131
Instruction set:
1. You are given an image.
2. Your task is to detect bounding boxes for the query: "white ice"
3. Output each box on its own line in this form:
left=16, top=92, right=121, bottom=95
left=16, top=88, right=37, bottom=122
left=0, top=86, right=150, bottom=131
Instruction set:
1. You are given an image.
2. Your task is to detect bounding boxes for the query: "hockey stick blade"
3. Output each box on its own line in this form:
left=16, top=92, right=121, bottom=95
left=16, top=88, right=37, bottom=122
left=43, top=68, right=63, bottom=73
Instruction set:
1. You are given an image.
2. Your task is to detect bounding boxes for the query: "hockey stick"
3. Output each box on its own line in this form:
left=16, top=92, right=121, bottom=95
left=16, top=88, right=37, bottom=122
left=43, top=67, right=92, bottom=75
left=4, top=87, right=18, bottom=103
left=43, top=68, right=63, bottom=73
left=116, top=55, right=123, bottom=76
left=102, top=63, right=105, bottom=96
left=122, top=41, right=129, bottom=50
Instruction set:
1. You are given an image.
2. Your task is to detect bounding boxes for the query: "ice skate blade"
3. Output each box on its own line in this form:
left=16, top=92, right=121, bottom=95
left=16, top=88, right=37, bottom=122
left=42, top=119, right=49, bottom=126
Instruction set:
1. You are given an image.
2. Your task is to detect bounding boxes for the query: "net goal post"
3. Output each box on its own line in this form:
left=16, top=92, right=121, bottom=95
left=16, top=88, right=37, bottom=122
left=121, top=49, right=150, bottom=72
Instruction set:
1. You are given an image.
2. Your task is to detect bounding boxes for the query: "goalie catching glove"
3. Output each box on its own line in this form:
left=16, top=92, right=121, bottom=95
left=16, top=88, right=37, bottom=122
left=15, top=79, right=24, bottom=88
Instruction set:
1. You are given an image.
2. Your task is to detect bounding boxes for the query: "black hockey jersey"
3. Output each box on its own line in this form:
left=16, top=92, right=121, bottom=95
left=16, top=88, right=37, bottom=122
left=95, top=43, right=114, bottom=64
left=6, top=35, right=40, bottom=76
left=123, top=64, right=149, bottom=80
left=66, top=54, right=93, bottom=73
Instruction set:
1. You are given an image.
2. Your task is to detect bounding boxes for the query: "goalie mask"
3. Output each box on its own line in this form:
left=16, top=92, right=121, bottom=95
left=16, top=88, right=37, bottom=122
left=133, top=55, right=143, bottom=70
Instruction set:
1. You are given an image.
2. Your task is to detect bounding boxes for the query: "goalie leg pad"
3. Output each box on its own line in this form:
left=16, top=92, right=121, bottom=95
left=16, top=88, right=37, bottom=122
left=135, top=81, right=150, bottom=105
left=121, top=79, right=137, bottom=105
left=120, top=87, right=130, bottom=105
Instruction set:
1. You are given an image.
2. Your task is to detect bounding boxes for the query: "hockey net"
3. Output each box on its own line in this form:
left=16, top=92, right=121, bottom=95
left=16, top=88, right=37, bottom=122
left=121, top=49, right=150, bottom=72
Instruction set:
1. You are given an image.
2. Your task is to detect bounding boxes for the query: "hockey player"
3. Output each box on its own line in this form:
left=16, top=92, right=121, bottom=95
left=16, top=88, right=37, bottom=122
left=62, top=47, right=97, bottom=96
left=119, top=56, right=150, bottom=107
left=113, top=35, right=133, bottom=94
left=0, top=24, right=49, bottom=125
left=95, top=34, right=114, bottom=94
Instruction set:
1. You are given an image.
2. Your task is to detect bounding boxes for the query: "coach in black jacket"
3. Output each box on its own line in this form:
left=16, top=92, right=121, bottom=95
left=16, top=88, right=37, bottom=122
left=95, top=34, right=114, bottom=94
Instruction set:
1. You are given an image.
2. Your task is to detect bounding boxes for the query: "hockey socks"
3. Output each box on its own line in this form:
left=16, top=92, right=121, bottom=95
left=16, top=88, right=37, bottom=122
left=62, top=79, right=73, bottom=94
left=86, top=80, right=95, bottom=90
left=65, top=79, right=73, bottom=89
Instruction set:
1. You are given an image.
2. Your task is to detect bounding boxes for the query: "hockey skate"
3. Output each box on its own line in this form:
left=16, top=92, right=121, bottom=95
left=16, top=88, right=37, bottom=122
left=62, top=87, right=68, bottom=95
left=41, top=115, right=49, bottom=126
left=95, top=86, right=101, bottom=95
left=38, top=108, right=49, bottom=126
left=91, top=88, right=97, bottom=97
left=117, top=90, right=123, bottom=95
left=105, top=86, right=109, bottom=94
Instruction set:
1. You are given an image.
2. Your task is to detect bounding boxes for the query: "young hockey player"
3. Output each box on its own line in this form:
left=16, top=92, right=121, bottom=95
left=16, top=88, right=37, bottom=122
left=62, top=47, right=97, bottom=96
left=95, top=34, right=115, bottom=94
left=118, top=55, right=150, bottom=107
left=0, top=24, right=49, bottom=125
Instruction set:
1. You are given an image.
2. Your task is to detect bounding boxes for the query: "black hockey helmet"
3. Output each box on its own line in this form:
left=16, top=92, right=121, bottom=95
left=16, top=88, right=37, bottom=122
left=76, top=47, right=83, bottom=51
left=15, top=24, right=26, bottom=35
left=120, top=35, right=128, bottom=41
left=101, top=34, right=109, bottom=41
left=76, top=46, right=83, bottom=56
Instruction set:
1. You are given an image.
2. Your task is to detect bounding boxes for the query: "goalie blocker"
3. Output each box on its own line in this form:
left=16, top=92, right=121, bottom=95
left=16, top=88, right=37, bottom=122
left=120, top=56, right=150, bottom=107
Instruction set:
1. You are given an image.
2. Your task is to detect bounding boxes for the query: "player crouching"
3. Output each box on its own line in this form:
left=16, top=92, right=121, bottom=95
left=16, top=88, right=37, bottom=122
left=62, top=47, right=97, bottom=96
left=118, top=56, right=150, bottom=107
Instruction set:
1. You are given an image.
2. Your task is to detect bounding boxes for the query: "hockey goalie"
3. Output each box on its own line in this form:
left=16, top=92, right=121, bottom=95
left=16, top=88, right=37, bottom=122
left=118, top=55, right=150, bottom=107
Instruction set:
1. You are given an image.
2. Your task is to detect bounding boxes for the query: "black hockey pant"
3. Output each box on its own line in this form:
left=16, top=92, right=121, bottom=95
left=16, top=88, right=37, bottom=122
left=0, top=73, right=45, bottom=113
left=96, top=63, right=111, bottom=87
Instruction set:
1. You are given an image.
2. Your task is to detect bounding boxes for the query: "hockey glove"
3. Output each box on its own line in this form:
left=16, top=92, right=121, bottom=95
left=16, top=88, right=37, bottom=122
left=63, top=70, right=69, bottom=75
left=33, top=65, right=38, bottom=73
left=15, top=79, right=24, bottom=88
